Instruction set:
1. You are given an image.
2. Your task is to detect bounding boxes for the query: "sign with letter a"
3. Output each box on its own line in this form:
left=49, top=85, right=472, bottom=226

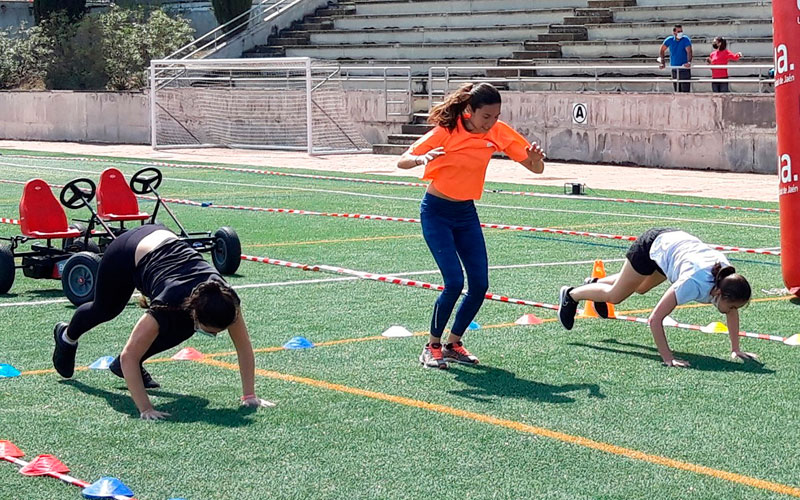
left=774, top=0, right=800, bottom=295
left=572, top=103, right=587, bottom=124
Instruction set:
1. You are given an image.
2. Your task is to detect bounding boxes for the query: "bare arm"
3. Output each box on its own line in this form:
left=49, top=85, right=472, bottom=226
left=647, top=288, right=688, bottom=367
left=685, top=46, right=693, bottom=67
left=120, top=313, right=167, bottom=419
left=726, top=309, right=758, bottom=361
left=518, top=143, right=546, bottom=174
left=228, top=309, right=255, bottom=397
left=659, top=45, right=667, bottom=68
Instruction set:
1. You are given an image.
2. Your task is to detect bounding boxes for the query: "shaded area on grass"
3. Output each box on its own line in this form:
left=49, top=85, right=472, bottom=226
left=569, top=339, right=775, bottom=374
left=61, top=380, right=259, bottom=426
left=448, top=364, right=605, bottom=403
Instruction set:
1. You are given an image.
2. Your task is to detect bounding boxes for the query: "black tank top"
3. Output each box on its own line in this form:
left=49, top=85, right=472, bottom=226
left=134, top=238, right=226, bottom=336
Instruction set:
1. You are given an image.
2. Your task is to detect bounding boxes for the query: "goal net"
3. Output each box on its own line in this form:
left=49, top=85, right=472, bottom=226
left=149, top=57, right=372, bottom=154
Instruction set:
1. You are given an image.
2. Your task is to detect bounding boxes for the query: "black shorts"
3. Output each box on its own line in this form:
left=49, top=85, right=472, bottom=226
left=625, top=228, right=675, bottom=276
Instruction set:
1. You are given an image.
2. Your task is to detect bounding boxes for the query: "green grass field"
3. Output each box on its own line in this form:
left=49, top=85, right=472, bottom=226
left=0, top=150, right=797, bottom=500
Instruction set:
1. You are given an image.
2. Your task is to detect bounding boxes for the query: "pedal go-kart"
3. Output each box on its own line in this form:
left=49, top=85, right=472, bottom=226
left=0, top=178, right=102, bottom=305
left=0, top=168, right=241, bottom=306
left=86, top=166, right=242, bottom=275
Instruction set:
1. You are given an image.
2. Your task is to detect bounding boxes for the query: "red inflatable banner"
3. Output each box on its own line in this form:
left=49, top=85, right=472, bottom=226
left=774, top=0, right=800, bottom=295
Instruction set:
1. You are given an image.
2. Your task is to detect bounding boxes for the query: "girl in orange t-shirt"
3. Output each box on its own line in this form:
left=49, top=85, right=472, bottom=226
left=397, top=82, right=545, bottom=369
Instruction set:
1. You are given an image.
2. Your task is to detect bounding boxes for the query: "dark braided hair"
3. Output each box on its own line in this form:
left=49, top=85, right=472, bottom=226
left=428, top=82, right=501, bottom=131
left=711, top=263, right=751, bottom=303
left=183, top=280, right=241, bottom=329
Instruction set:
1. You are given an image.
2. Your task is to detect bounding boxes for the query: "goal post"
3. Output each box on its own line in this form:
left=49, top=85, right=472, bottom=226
left=149, top=57, right=372, bottom=154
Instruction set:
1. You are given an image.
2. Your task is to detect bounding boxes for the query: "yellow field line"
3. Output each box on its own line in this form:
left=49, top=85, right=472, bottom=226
left=244, top=234, right=419, bottom=248
left=200, top=356, right=800, bottom=498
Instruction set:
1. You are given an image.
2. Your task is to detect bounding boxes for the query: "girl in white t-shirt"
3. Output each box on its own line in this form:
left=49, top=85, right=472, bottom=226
left=557, top=228, right=755, bottom=367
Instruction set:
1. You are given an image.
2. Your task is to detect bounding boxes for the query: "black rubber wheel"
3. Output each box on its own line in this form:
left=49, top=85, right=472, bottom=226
left=0, top=245, right=15, bottom=295
left=62, top=223, right=100, bottom=253
left=61, top=252, right=101, bottom=306
left=212, top=226, right=241, bottom=275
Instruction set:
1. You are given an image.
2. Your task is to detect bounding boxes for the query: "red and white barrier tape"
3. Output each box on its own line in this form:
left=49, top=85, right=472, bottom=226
left=241, top=254, right=797, bottom=345
left=165, top=197, right=779, bottom=256
left=0, top=177, right=781, bottom=255
left=1, top=154, right=778, bottom=214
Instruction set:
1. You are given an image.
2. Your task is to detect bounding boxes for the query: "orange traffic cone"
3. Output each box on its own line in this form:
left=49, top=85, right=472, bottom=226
left=585, top=259, right=616, bottom=318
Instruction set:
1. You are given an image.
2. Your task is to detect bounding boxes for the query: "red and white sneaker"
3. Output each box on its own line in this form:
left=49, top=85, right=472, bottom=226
left=419, top=343, right=448, bottom=369
left=442, top=341, right=479, bottom=365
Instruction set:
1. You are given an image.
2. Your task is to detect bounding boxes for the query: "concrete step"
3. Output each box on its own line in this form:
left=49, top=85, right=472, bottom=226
left=511, top=50, right=563, bottom=59
left=523, top=42, right=562, bottom=51
left=402, top=123, right=434, bottom=134
left=563, top=15, right=613, bottom=24
left=538, top=32, right=588, bottom=42
left=612, top=2, right=771, bottom=23
left=279, top=41, right=525, bottom=60
left=316, top=6, right=356, bottom=16
left=587, top=19, right=773, bottom=41
left=266, top=37, right=309, bottom=46
left=243, top=46, right=285, bottom=57
left=495, top=56, right=773, bottom=77
left=588, top=0, right=635, bottom=6
left=373, top=144, right=408, bottom=155
left=352, top=0, right=589, bottom=16
left=575, top=7, right=614, bottom=17
left=387, top=134, right=420, bottom=145
left=305, top=24, right=550, bottom=45
left=412, top=113, right=430, bottom=124
left=549, top=24, right=589, bottom=34
left=332, top=9, right=573, bottom=30
left=561, top=36, right=774, bottom=59
left=279, top=30, right=311, bottom=41
left=290, top=21, right=334, bottom=31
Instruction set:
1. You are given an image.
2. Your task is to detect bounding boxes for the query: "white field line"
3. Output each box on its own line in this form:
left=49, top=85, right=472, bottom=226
left=0, top=161, right=778, bottom=229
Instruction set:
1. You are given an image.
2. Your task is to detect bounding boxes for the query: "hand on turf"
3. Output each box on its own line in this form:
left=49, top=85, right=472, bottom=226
left=662, top=358, right=690, bottom=368
left=416, top=147, right=445, bottom=166
left=140, top=409, right=170, bottom=421
left=241, top=396, right=276, bottom=408
left=731, top=350, right=759, bottom=362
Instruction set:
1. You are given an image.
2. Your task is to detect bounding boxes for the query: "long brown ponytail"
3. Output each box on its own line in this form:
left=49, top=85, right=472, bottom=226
left=711, top=263, right=751, bottom=302
left=428, top=82, right=502, bottom=131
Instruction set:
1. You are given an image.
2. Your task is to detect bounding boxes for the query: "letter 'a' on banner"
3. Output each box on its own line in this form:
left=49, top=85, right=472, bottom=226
left=773, top=0, right=800, bottom=296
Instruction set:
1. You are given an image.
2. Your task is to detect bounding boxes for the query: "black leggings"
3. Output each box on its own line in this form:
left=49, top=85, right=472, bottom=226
left=66, top=225, right=192, bottom=362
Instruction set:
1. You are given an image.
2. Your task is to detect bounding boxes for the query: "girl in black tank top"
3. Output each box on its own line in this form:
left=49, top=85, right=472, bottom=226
left=51, top=224, right=273, bottom=420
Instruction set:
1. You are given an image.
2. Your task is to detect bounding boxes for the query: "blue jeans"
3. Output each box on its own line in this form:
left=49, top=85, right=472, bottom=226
left=420, top=192, right=489, bottom=338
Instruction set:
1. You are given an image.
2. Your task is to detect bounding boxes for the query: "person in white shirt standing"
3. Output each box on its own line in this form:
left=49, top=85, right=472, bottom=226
left=557, top=228, right=756, bottom=367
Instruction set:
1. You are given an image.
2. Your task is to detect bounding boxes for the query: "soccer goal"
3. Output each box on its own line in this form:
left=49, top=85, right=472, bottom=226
left=149, top=57, right=372, bottom=154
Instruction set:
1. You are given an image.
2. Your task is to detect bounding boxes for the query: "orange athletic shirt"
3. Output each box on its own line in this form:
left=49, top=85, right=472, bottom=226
left=407, top=119, right=531, bottom=200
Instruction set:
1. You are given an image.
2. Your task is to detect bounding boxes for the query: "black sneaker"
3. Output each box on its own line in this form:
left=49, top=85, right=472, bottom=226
left=583, top=277, right=609, bottom=319
left=52, top=322, right=77, bottom=378
left=558, top=286, right=579, bottom=330
left=109, top=357, right=160, bottom=389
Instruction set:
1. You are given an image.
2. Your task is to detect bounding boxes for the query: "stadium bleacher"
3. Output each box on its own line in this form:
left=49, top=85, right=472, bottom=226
left=241, top=0, right=773, bottom=153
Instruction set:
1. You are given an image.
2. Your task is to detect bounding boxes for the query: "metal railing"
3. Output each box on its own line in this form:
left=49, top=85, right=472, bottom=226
left=164, top=0, right=309, bottom=60
left=429, top=64, right=775, bottom=107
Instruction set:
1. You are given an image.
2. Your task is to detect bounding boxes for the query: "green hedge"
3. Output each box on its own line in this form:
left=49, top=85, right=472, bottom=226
left=0, top=6, right=194, bottom=90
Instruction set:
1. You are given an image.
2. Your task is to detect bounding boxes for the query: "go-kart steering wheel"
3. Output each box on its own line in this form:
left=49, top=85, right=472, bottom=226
left=60, top=178, right=97, bottom=209
left=130, top=168, right=163, bottom=194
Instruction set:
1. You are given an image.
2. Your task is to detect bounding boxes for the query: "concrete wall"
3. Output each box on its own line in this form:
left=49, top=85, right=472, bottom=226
left=0, top=91, right=150, bottom=144
left=0, top=90, right=776, bottom=173
left=501, top=92, right=776, bottom=173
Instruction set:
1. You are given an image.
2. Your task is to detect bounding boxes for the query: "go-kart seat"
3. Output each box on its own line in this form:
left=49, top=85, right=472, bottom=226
left=97, top=168, right=150, bottom=221
left=19, top=179, right=81, bottom=239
